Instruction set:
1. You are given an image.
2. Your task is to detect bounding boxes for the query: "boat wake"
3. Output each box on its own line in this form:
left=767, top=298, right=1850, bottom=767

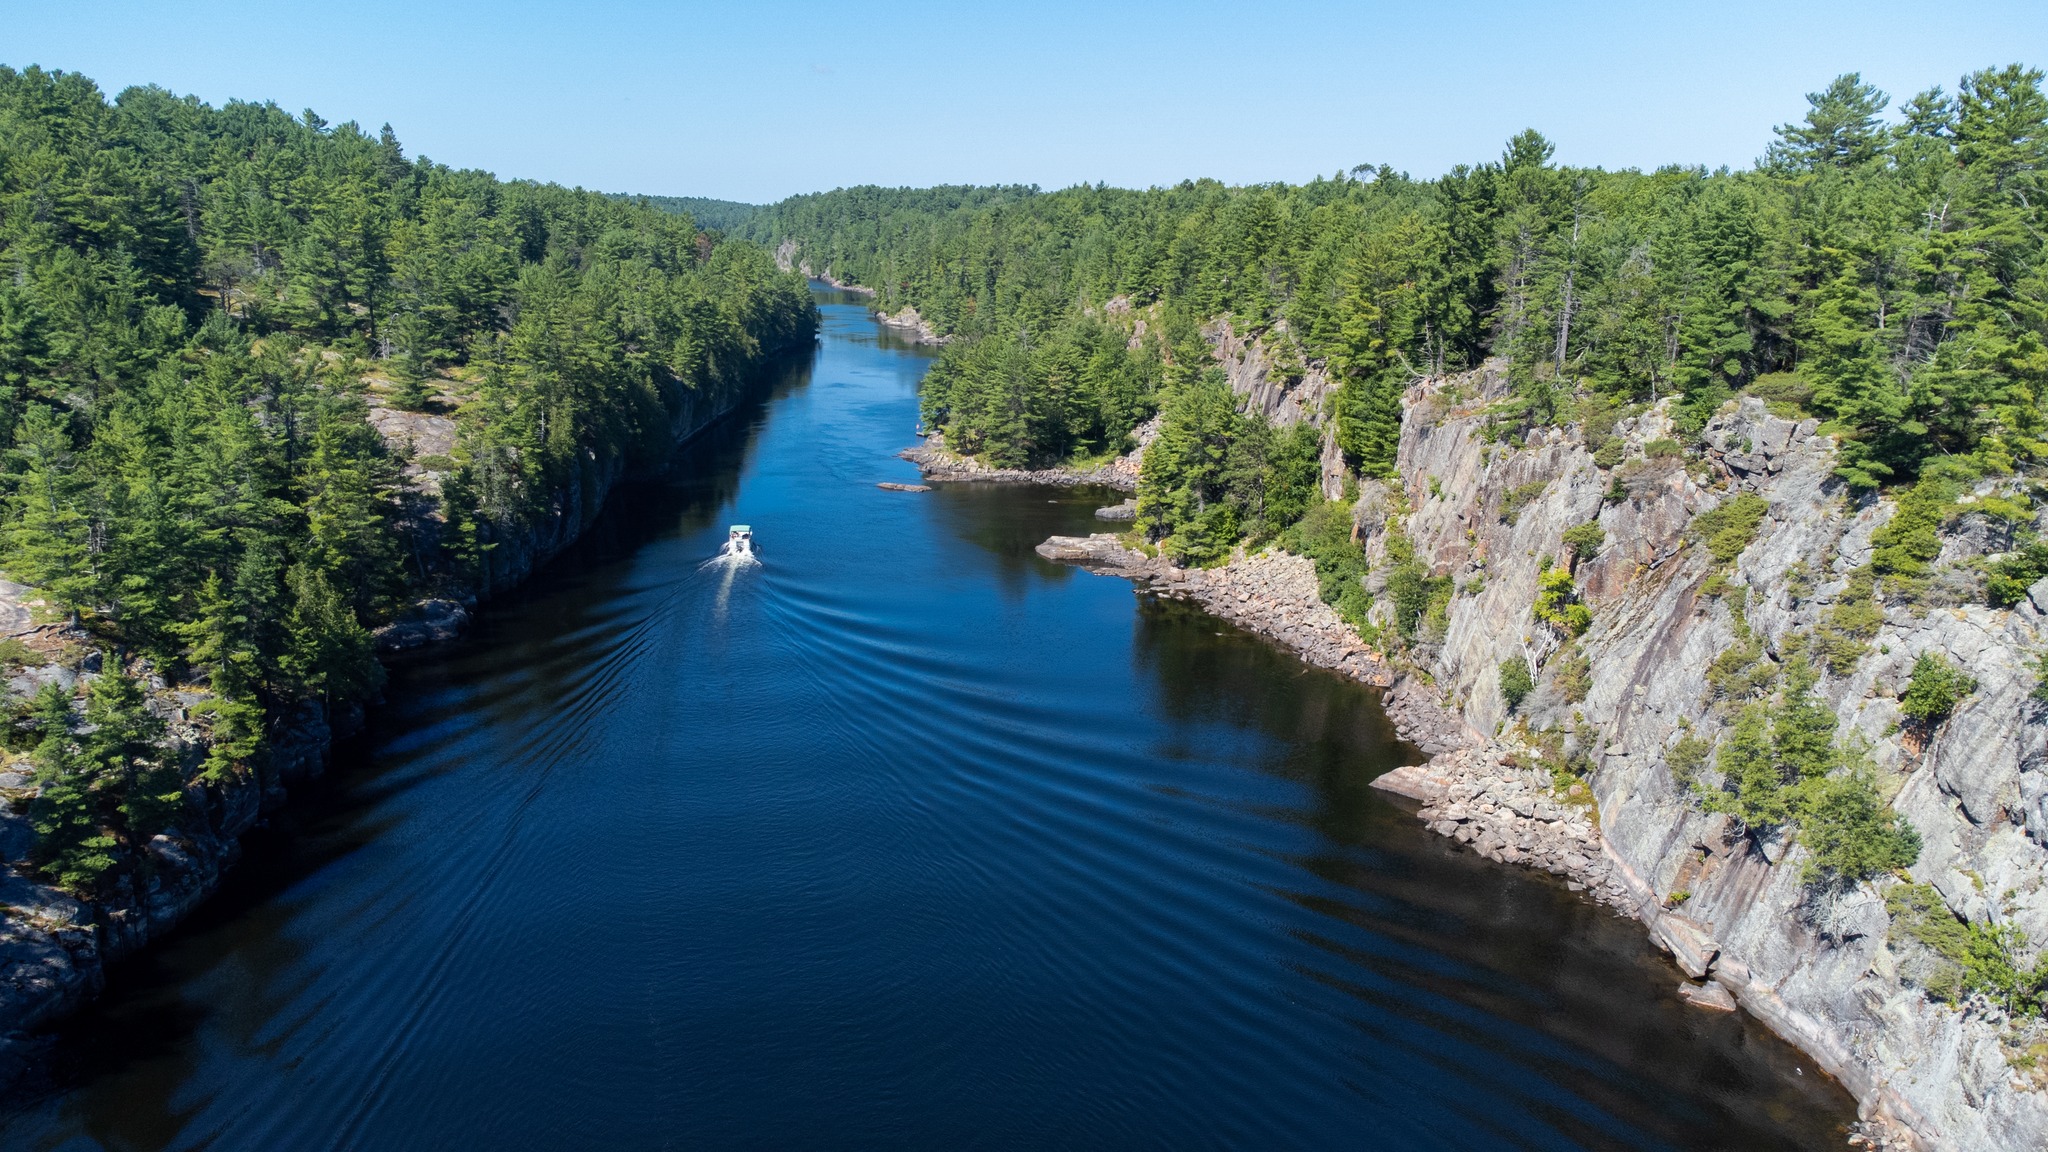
left=702, top=526, right=759, bottom=619
left=698, top=541, right=761, bottom=572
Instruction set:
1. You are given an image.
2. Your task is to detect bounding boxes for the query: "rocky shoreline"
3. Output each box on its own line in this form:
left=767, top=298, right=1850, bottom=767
left=1032, top=529, right=1920, bottom=1147
left=902, top=441, right=1140, bottom=491
left=1032, top=534, right=1473, bottom=755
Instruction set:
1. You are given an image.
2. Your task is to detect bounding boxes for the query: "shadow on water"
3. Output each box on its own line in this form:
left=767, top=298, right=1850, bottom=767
left=0, top=341, right=819, bottom=1143
left=920, top=482, right=1124, bottom=596
left=1131, top=594, right=1853, bottom=1151
left=0, top=289, right=1859, bottom=1152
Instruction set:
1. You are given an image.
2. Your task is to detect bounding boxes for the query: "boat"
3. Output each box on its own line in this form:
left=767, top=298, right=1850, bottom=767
left=727, top=524, right=753, bottom=556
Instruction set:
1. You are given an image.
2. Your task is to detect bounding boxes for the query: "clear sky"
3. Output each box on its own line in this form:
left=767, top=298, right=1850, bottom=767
left=3, top=1, right=2044, bottom=203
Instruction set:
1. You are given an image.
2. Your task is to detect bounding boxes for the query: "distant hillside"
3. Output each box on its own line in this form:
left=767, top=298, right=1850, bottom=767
left=608, top=193, right=761, bottom=232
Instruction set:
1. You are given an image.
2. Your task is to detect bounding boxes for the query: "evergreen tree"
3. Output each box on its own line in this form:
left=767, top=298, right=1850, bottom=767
left=1768, top=74, right=1890, bottom=170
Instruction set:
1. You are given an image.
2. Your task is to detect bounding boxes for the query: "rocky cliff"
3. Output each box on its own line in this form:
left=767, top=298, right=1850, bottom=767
left=1025, top=341, right=2048, bottom=1149
left=1361, top=366, right=2048, bottom=1149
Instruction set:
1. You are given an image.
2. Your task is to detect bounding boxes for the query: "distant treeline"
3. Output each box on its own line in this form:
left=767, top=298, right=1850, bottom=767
left=0, top=64, right=814, bottom=892
left=608, top=193, right=761, bottom=233
left=749, top=65, right=2048, bottom=561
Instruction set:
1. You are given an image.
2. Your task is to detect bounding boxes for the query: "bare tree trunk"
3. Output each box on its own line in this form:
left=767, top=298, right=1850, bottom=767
left=1554, top=208, right=1583, bottom=377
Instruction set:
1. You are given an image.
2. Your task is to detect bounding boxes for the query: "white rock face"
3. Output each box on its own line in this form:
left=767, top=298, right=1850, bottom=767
left=1369, top=368, right=2048, bottom=1150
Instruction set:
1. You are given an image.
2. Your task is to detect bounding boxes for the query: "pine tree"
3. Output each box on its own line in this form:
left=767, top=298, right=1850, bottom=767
left=5, top=404, right=96, bottom=613
left=1768, top=74, right=1890, bottom=170
left=177, top=572, right=266, bottom=778
left=26, top=680, right=116, bottom=893
left=81, top=666, right=182, bottom=841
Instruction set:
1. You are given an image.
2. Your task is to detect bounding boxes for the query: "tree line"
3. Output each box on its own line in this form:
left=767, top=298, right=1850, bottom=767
left=0, top=64, right=815, bottom=893
left=752, top=63, right=2048, bottom=546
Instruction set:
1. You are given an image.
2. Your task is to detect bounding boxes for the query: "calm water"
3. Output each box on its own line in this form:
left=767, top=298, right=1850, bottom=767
left=0, top=291, right=1856, bottom=1151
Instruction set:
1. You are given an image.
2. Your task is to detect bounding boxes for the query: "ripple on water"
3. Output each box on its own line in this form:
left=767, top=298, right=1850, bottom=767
left=0, top=296, right=1855, bottom=1152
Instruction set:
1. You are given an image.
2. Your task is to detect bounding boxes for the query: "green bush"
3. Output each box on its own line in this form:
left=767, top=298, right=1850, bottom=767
left=1284, top=501, right=1372, bottom=632
left=1666, top=731, right=1714, bottom=788
left=1592, top=438, right=1627, bottom=469
left=0, top=637, right=36, bottom=668
left=1499, top=658, right=1534, bottom=711
left=1900, top=652, right=1974, bottom=726
left=1888, top=883, right=2047, bottom=1017
left=1688, top=662, right=1922, bottom=885
left=1814, top=568, right=1882, bottom=674
left=1380, top=527, right=1451, bottom=644
left=1644, top=438, right=1684, bottom=459
left=1502, top=479, right=1551, bottom=526
left=1690, top=492, right=1768, bottom=568
left=1988, top=541, right=2048, bottom=607
left=1870, top=469, right=1969, bottom=589
left=1562, top=522, right=1606, bottom=560
left=1797, top=764, right=1922, bottom=883
left=1746, top=371, right=1815, bottom=418
left=1551, top=641, right=1592, bottom=704
left=1533, top=565, right=1592, bottom=636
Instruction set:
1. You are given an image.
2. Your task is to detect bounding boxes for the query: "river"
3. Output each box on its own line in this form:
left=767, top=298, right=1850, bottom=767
left=0, top=289, right=1856, bottom=1151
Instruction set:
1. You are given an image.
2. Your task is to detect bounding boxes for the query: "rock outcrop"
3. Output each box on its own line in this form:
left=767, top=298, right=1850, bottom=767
left=1039, top=356, right=2048, bottom=1150
left=1356, top=367, right=2048, bottom=1148
left=905, top=423, right=1151, bottom=492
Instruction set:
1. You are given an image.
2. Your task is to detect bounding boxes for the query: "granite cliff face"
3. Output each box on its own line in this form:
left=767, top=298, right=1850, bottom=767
left=1361, top=366, right=2048, bottom=1150
left=1021, top=333, right=2048, bottom=1147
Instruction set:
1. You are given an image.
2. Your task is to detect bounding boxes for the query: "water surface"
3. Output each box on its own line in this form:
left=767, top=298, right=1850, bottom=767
left=0, top=290, right=1856, bottom=1150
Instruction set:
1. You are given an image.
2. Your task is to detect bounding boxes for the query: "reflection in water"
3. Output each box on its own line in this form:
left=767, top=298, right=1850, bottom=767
left=0, top=292, right=1856, bottom=1152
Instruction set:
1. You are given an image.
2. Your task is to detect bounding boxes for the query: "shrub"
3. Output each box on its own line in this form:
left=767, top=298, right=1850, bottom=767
left=1551, top=641, right=1592, bottom=704
left=1533, top=565, right=1591, bottom=636
left=1644, top=438, right=1683, bottom=459
left=1285, top=501, right=1371, bottom=632
left=1690, top=492, right=1768, bottom=568
left=1706, top=704, right=1789, bottom=828
left=1687, top=664, right=1921, bottom=885
left=1888, top=883, right=2048, bottom=1017
left=1499, top=658, right=1534, bottom=711
left=1900, top=652, right=1974, bottom=726
left=1666, top=731, right=1713, bottom=789
left=1592, top=438, right=1627, bottom=468
left=0, top=637, right=35, bottom=668
left=1707, top=631, right=1774, bottom=700
left=1814, top=568, right=1882, bottom=674
left=1562, top=522, right=1606, bottom=561
left=1502, top=479, right=1550, bottom=526
left=1380, top=528, right=1451, bottom=645
left=1797, top=764, right=1922, bottom=883
left=1988, top=541, right=2048, bottom=607
left=1870, top=470, right=1968, bottom=589
left=1747, top=371, right=1815, bottom=418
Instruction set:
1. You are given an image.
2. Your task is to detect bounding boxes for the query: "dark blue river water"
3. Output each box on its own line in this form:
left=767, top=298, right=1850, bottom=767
left=0, top=291, right=1855, bottom=1150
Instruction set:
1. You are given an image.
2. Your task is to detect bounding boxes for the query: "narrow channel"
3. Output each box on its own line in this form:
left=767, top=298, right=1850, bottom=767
left=0, top=289, right=1856, bottom=1151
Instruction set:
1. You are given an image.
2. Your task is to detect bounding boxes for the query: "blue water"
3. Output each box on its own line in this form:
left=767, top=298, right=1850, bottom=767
left=0, top=291, right=1855, bottom=1150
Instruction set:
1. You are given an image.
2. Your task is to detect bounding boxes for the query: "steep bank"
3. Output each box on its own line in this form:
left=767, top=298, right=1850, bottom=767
left=0, top=349, right=801, bottom=1062
left=1032, top=346, right=2048, bottom=1148
left=773, top=241, right=945, bottom=345
left=1361, top=370, right=2048, bottom=1150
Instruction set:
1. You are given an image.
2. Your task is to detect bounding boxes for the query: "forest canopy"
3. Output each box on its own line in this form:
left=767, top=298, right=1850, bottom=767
left=0, top=64, right=813, bottom=890
left=750, top=64, right=2048, bottom=542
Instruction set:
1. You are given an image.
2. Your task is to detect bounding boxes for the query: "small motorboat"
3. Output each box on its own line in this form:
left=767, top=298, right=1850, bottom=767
left=727, top=525, right=754, bottom=557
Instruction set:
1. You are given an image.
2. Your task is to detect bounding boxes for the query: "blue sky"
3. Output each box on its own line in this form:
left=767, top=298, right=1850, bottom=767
left=3, top=1, right=2044, bottom=202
